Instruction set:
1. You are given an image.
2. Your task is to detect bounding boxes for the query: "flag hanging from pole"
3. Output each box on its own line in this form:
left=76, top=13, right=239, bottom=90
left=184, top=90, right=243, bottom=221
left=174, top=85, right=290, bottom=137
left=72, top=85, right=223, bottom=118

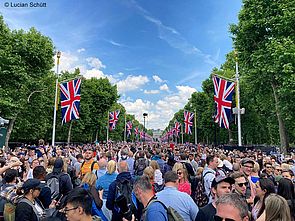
left=109, top=110, right=120, bottom=131
left=184, top=110, right=194, bottom=134
left=126, top=121, right=132, bottom=137
left=134, top=127, right=139, bottom=137
left=60, top=78, right=81, bottom=124
left=212, top=75, right=235, bottom=129
left=174, top=122, right=181, bottom=137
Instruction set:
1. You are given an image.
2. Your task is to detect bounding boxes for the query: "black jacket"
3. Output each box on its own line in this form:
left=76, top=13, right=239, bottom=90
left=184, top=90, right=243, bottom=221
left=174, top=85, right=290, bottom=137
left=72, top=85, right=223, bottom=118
left=106, top=172, right=132, bottom=221
left=15, top=198, right=43, bottom=221
left=38, top=181, right=52, bottom=208
left=46, top=172, right=73, bottom=197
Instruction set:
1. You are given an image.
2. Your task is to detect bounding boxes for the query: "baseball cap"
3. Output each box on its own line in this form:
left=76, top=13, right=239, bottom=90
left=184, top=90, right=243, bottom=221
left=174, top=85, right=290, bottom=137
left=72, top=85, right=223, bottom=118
left=22, top=178, right=42, bottom=192
left=241, top=158, right=255, bottom=166
left=212, top=174, right=235, bottom=187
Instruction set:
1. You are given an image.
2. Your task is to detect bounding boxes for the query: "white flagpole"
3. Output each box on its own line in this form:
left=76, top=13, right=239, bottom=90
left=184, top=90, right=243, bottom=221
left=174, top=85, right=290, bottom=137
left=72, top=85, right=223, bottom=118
left=124, top=114, right=126, bottom=142
left=181, top=123, right=184, bottom=144
left=194, top=110, right=197, bottom=145
left=106, top=111, right=109, bottom=144
left=52, top=51, right=61, bottom=147
left=235, top=51, right=242, bottom=146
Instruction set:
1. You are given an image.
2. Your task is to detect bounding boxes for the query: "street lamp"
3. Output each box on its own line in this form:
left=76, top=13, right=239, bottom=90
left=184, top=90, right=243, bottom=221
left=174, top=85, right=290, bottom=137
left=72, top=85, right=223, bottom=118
left=143, top=113, right=148, bottom=142
left=52, top=51, right=61, bottom=147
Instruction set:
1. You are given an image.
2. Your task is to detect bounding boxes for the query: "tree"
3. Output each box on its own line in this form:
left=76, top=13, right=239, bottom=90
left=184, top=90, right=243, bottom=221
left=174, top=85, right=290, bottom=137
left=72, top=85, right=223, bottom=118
left=230, top=0, right=295, bottom=153
left=0, top=16, right=55, bottom=146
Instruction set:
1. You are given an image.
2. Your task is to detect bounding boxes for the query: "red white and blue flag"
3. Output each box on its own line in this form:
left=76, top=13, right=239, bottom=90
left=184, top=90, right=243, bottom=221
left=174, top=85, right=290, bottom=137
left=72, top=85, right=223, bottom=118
left=60, top=78, right=81, bottom=124
left=109, top=110, right=120, bottom=131
left=184, top=110, right=194, bottom=134
left=174, top=122, right=181, bottom=137
left=134, top=127, right=139, bottom=137
left=126, top=121, right=132, bottom=137
left=140, top=130, right=145, bottom=139
left=212, top=75, right=235, bottom=129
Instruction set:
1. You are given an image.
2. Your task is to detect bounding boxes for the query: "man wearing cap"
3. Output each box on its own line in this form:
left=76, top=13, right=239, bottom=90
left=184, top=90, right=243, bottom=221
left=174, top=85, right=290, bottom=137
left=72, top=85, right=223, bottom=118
left=240, top=158, right=255, bottom=202
left=15, top=178, right=56, bottom=221
left=195, top=174, right=234, bottom=221
left=156, top=171, right=198, bottom=221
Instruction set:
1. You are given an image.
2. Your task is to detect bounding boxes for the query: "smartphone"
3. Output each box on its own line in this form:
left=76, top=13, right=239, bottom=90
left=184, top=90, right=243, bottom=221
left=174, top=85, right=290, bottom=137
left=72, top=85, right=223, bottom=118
left=56, top=194, right=64, bottom=205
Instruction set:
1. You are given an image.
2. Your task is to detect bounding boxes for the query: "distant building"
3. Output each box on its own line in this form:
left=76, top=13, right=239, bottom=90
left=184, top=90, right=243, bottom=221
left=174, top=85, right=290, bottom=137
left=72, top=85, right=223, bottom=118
left=152, top=129, right=163, bottom=141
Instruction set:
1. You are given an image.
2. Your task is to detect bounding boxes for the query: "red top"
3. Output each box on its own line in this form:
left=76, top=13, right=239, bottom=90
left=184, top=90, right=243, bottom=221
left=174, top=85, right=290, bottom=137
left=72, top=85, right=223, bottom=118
left=178, top=180, right=191, bottom=195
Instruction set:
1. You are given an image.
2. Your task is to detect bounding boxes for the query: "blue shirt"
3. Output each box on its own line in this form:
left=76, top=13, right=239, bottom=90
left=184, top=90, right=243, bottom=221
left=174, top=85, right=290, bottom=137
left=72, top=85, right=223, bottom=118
left=156, top=186, right=198, bottom=221
left=96, top=172, right=117, bottom=199
left=144, top=200, right=168, bottom=221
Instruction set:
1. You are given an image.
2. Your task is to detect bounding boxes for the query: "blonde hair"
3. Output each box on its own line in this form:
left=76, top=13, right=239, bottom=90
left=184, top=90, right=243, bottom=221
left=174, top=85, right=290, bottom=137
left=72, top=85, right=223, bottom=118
left=265, top=193, right=291, bottom=221
left=107, top=160, right=116, bottom=174
left=196, top=167, right=204, bottom=176
left=177, top=167, right=189, bottom=182
left=150, top=160, right=160, bottom=170
left=63, top=157, right=70, bottom=173
left=172, top=162, right=184, bottom=173
left=252, top=162, right=260, bottom=173
left=143, top=166, right=154, bottom=181
left=281, top=163, right=291, bottom=171
left=82, top=172, right=97, bottom=186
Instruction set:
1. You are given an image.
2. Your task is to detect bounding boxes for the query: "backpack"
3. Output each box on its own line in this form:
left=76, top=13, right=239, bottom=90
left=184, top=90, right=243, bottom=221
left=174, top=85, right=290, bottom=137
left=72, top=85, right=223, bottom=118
left=0, top=185, right=17, bottom=221
left=143, top=199, right=184, bottom=221
left=135, top=158, right=148, bottom=176
left=47, top=173, right=62, bottom=200
left=194, top=171, right=213, bottom=207
left=82, top=183, right=107, bottom=221
left=114, top=178, right=134, bottom=214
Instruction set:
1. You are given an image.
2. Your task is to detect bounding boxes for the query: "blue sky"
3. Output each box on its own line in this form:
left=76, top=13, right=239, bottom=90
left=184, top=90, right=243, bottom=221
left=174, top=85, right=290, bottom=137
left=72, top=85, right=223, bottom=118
left=1, top=0, right=242, bottom=129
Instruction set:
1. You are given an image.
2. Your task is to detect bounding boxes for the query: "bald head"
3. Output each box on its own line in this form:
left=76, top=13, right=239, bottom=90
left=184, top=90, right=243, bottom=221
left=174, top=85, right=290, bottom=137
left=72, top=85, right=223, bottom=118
left=98, top=158, right=107, bottom=170
left=118, top=161, right=129, bottom=173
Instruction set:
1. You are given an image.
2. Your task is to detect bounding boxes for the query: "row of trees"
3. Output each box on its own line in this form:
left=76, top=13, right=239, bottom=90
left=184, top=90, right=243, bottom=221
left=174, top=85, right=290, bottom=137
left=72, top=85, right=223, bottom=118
left=0, top=16, right=149, bottom=146
left=164, top=0, right=295, bottom=153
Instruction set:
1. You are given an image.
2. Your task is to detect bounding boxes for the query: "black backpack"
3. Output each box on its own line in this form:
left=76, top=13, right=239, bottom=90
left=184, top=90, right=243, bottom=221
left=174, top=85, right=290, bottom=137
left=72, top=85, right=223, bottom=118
left=135, top=158, right=148, bottom=176
left=194, top=171, right=213, bottom=207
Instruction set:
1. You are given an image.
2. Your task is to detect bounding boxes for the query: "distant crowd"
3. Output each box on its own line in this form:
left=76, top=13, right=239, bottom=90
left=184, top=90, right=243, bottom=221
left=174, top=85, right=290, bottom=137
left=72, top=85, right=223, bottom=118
left=0, top=140, right=294, bottom=221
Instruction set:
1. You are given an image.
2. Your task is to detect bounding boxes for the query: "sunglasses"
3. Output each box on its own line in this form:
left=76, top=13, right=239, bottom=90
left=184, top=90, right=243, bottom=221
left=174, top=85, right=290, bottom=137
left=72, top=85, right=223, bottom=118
left=214, top=215, right=236, bottom=221
left=177, top=172, right=183, bottom=175
left=236, top=182, right=248, bottom=187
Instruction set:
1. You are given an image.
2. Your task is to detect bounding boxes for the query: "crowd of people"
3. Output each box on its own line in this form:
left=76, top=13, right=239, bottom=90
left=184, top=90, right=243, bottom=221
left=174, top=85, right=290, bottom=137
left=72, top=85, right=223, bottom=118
left=0, top=139, right=294, bottom=221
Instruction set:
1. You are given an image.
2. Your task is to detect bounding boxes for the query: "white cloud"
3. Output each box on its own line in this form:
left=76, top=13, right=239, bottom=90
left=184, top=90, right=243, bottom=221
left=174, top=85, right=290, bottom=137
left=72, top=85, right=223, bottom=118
left=77, top=48, right=85, bottom=53
left=86, top=57, right=106, bottom=69
left=120, top=85, right=196, bottom=130
left=83, top=68, right=107, bottom=80
left=152, top=75, right=164, bottom=83
left=144, top=89, right=160, bottom=94
left=117, top=75, right=149, bottom=94
left=159, top=84, right=169, bottom=91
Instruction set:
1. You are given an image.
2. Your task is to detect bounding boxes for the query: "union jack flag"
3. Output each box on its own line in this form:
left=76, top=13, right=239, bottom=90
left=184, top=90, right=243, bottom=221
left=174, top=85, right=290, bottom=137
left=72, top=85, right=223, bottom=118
left=126, top=121, right=132, bottom=137
left=213, top=75, right=235, bottom=129
left=184, top=110, right=194, bottom=134
left=140, top=130, right=145, bottom=139
left=60, top=78, right=81, bottom=124
left=134, top=127, right=139, bottom=137
left=109, top=110, right=120, bottom=131
left=174, top=122, right=181, bottom=137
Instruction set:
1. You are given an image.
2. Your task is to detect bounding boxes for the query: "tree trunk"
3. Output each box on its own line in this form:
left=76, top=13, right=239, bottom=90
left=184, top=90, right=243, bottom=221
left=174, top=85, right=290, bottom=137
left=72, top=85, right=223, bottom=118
left=67, top=121, right=73, bottom=147
left=5, top=116, right=17, bottom=149
left=271, top=82, right=289, bottom=154
left=228, top=128, right=233, bottom=144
